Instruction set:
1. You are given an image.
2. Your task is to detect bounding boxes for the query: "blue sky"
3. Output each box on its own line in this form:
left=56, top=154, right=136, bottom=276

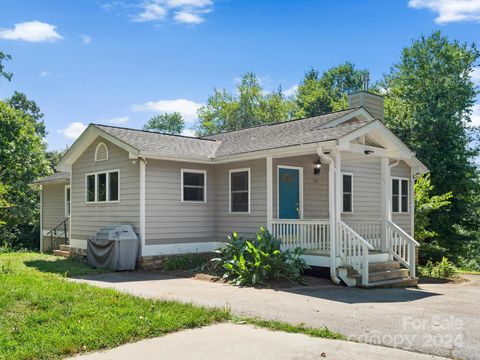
left=0, top=0, right=479, bottom=151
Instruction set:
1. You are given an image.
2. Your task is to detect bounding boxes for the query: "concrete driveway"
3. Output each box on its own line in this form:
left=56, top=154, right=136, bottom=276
left=74, top=273, right=480, bottom=360
left=70, top=323, right=445, bottom=360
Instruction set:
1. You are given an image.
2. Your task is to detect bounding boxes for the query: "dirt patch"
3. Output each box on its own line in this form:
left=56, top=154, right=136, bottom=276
left=418, top=275, right=469, bottom=284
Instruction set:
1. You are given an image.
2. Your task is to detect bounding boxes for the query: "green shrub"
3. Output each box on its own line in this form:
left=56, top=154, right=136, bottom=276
left=420, top=257, right=457, bottom=279
left=418, top=240, right=449, bottom=264
left=162, top=253, right=212, bottom=271
left=212, top=227, right=309, bottom=286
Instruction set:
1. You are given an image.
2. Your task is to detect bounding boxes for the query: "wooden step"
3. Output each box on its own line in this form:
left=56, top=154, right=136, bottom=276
left=59, top=244, right=70, bottom=251
left=368, top=268, right=409, bottom=283
left=53, top=250, right=71, bottom=258
left=369, top=260, right=401, bottom=272
left=359, top=277, right=418, bottom=288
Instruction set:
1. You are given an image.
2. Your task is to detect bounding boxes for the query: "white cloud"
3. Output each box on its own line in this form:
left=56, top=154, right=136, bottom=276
left=105, top=116, right=129, bottom=124
left=131, top=98, right=202, bottom=122
left=0, top=21, right=62, bottom=42
left=133, top=3, right=167, bottom=22
left=130, top=0, right=213, bottom=25
left=283, top=84, right=298, bottom=97
left=409, top=0, right=480, bottom=23
left=39, top=71, right=51, bottom=78
left=80, top=34, right=91, bottom=44
left=181, top=128, right=196, bottom=137
left=472, top=104, right=480, bottom=127
left=173, top=11, right=204, bottom=24
left=471, top=67, right=480, bottom=85
left=58, top=122, right=87, bottom=140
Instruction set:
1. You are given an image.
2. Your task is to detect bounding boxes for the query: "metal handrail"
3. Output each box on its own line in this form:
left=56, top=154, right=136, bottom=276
left=47, top=217, right=69, bottom=251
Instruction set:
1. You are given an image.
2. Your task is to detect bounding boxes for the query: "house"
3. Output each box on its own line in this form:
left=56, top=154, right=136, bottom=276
left=34, top=90, right=428, bottom=287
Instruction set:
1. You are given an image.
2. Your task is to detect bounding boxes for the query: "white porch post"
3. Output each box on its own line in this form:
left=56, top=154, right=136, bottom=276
left=334, top=151, right=342, bottom=252
left=139, top=158, right=146, bottom=257
left=266, top=156, right=273, bottom=232
left=381, top=157, right=391, bottom=252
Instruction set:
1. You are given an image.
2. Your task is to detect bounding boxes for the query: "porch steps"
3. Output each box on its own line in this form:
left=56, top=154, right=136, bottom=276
left=53, top=244, right=71, bottom=258
left=339, top=260, right=418, bottom=288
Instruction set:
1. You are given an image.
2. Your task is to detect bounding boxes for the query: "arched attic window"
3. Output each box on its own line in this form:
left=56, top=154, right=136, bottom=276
left=95, top=142, right=109, bottom=162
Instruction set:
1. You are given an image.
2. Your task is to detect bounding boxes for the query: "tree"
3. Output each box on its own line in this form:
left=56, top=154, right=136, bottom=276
left=143, top=112, right=185, bottom=135
left=0, top=101, right=51, bottom=249
left=46, top=147, right=69, bottom=172
left=0, top=51, right=12, bottom=82
left=6, top=91, right=46, bottom=137
left=196, top=72, right=294, bottom=135
left=294, top=63, right=366, bottom=118
left=381, top=31, right=480, bottom=240
left=414, top=174, right=453, bottom=242
left=0, top=183, right=11, bottom=227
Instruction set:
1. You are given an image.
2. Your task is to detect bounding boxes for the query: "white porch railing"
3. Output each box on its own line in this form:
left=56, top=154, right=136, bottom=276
left=386, top=219, right=419, bottom=277
left=338, top=221, right=374, bottom=286
left=346, top=219, right=382, bottom=250
left=271, top=219, right=330, bottom=252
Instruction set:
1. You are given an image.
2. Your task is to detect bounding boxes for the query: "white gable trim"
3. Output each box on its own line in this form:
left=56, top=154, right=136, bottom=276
left=316, top=107, right=374, bottom=128
left=57, top=125, right=139, bottom=171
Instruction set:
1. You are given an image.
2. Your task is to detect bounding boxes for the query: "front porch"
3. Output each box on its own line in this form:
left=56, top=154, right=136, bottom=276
left=264, top=143, right=420, bottom=287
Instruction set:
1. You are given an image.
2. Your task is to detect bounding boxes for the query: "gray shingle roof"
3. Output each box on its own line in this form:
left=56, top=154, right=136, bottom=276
left=32, top=171, right=70, bottom=184
left=94, top=125, right=219, bottom=160
left=91, top=108, right=369, bottom=160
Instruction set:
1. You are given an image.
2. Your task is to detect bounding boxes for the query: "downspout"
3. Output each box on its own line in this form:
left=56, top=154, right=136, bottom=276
left=318, top=147, right=341, bottom=284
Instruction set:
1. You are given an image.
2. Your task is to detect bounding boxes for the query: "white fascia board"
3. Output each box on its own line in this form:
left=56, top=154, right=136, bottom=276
left=57, top=125, right=140, bottom=171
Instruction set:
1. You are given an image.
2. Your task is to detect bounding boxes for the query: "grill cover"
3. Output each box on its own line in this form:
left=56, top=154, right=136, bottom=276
left=87, top=224, right=139, bottom=270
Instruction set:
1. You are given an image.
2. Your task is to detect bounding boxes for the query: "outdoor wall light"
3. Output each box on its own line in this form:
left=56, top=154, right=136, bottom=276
left=364, top=149, right=374, bottom=155
left=314, top=158, right=322, bottom=175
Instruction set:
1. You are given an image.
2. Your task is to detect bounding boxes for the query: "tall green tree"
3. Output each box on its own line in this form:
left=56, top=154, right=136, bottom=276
left=381, top=31, right=480, bottom=240
left=0, top=101, right=51, bottom=249
left=294, top=62, right=366, bottom=118
left=143, top=112, right=185, bottom=134
left=6, top=91, right=46, bottom=137
left=0, top=51, right=12, bottom=82
left=196, top=72, right=294, bottom=135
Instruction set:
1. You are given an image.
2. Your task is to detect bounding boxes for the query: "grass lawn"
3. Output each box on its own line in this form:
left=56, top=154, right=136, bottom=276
left=0, top=253, right=229, bottom=360
left=0, top=252, right=344, bottom=360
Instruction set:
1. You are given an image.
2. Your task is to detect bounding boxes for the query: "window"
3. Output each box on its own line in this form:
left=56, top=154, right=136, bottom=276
left=95, top=142, right=109, bottom=162
left=65, top=186, right=71, bottom=217
left=230, top=168, right=250, bottom=213
left=342, top=173, right=353, bottom=213
left=181, top=169, right=206, bottom=202
left=392, top=178, right=409, bottom=213
left=85, top=170, right=120, bottom=203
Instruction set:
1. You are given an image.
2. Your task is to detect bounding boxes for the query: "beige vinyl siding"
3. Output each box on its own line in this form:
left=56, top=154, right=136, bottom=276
left=42, top=182, right=68, bottom=231
left=391, top=160, right=412, bottom=235
left=341, top=152, right=382, bottom=221
left=145, top=160, right=216, bottom=245
left=71, top=138, right=140, bottom=242
left=273, top=154, right=329, bottom=219
left=215, top=159, right=267, bottom=241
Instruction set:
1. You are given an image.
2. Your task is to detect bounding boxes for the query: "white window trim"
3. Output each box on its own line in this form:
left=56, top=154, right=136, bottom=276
left=276, top=165, right=304, bottom=219
left=64, top=185, right=71, bottom=217
left=181, top=169, right=207, bottom=203
left=392, top=176, right=409, bottom=213
left=94, top=142, right=109, bottom=162
left=342, top=172, right=353, bottom=214
left=229, top=168, right=251, bottom=214
left=85, top=169, right=120, bottom=204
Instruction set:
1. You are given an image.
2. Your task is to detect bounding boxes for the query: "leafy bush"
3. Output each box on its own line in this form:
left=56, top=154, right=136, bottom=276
left=162, top=252, right=212, bottom=271
left=212, top=227, right=309, bottom=286
left=420, top=257, right=457, bottom=279
left=418, top=240, right=449, bottom=264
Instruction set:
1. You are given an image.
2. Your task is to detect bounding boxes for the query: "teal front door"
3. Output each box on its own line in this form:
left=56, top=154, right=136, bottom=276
left=278, top=167, right=300, bottom=219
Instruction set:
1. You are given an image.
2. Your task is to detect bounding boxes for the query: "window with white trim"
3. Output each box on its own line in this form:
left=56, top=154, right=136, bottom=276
left=86, top=170, right=120, bottom=203
left=181, top=170, right=206, bottom=202
left=392, top=178, right=409, bottom=213
left=230, top=168, right=250, bottom=213
left=65, top=186, right=71, bottom=217
left=342, top=173, right=353, bottom=213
